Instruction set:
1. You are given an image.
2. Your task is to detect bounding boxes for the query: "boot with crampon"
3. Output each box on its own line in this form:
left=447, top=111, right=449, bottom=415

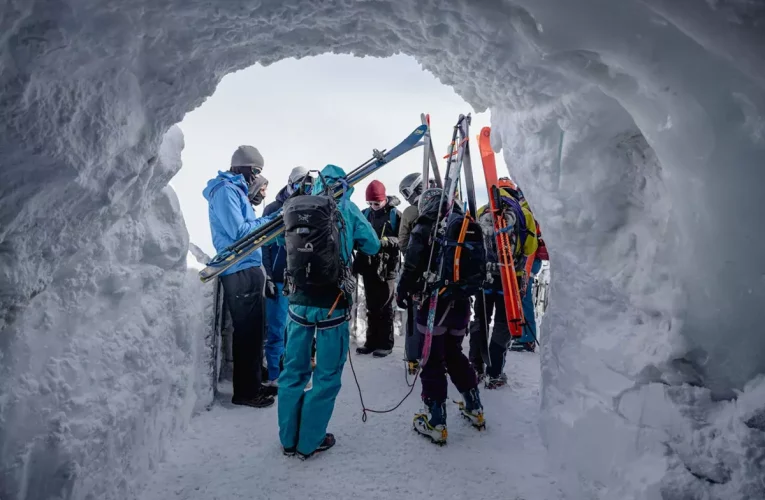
left=413, top=398, right=448, bottom=445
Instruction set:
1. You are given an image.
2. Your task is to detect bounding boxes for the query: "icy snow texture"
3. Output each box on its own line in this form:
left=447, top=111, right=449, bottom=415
left=0, top=126, right=213, bottom=499
left=1, top=0, right=764, bottom=499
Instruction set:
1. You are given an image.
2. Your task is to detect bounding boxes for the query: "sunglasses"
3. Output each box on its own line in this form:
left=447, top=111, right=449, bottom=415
left=367, top=200, right=385, bottom=208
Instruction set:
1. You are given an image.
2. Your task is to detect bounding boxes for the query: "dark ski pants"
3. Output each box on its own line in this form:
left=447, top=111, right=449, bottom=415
left=362, top=276, right=395, bottom=351
left=404, top=303, right=422, bottom=362
left=469, top=292, right=511, bottom=378
left=220, top=266, right=265, bottom=399
left=420, top=331, right=478, bottom=403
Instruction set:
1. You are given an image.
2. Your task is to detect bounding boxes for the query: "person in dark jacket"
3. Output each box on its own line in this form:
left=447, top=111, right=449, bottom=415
left=396, top=188, right=484, bottom=445
left=397, top=172, right=429, bottom=372
left=202, top=145, right=277, bottom=409
left=261, top=166, right=308, bottom=385
left=354, top=180, right=402, bottom=358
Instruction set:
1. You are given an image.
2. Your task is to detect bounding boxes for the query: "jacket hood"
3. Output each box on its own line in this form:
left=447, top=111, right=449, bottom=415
left=317, top=164, right=354, bottom=199
left=386, top=195, right=401, bottom=208
left=202, top=171, right=248, bottom=201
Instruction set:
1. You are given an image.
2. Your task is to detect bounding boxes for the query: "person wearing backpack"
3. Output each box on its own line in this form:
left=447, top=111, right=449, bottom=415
left=277, top=165, right=380, bottom=460
left=468, top=177, right=538, bottom=388
left=354, top=180, right=402, bottom=358
left=396, top=188, right=485, bottom=445
left=398, top=173, right=434, bottom=372
left=202, top=145, right=278, bottom=409
left=261, top=166, right=309, bottom=387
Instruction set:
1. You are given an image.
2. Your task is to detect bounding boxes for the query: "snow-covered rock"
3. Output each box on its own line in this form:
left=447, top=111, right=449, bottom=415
left=0, top=1, right=763, bottom=499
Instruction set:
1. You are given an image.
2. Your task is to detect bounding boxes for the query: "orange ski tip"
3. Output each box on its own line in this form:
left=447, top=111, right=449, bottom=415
left=481, top=128, right=491, bottom=137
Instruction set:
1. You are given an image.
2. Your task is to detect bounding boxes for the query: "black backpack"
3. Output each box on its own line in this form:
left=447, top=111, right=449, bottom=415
left=283, top=172, right=347, bottom=296
left=423, top=212, right=486, bottom=298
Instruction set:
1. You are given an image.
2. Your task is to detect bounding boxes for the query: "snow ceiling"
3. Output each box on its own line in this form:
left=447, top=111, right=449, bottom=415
left=1, top=0, right=764, bottom=499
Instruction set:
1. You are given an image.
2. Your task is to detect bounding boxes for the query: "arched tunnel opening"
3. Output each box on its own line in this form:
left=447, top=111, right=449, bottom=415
left=1, top=1, right=764, bottom=499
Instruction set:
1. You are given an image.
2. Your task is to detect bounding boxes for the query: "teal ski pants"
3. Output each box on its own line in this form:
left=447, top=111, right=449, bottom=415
left=278, top=304, right=349, bottom=455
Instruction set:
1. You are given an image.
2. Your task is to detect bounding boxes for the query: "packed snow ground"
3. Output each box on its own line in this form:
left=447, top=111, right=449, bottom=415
left=142, top=338, right=563, bottom=500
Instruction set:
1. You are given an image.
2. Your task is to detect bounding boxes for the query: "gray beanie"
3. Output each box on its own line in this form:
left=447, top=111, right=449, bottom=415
left=231, top=145, right=264, bottom=169
left=288, top=166, right=309, bottom=184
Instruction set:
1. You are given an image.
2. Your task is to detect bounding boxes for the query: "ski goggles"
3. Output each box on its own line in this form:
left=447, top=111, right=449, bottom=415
left=367, top=200, right=385, bottom=209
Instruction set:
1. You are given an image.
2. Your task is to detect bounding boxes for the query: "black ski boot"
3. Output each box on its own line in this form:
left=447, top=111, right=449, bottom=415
left=231, top=391, right=275, bottom=409
left=297, top=433, right=336, bottom=460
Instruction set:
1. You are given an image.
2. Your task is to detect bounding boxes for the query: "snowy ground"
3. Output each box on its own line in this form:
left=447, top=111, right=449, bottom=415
left=141, top=337, right=562, bottom=500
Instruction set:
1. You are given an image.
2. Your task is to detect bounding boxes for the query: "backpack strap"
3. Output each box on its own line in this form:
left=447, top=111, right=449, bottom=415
left=389, top=209, right=399, bottom=233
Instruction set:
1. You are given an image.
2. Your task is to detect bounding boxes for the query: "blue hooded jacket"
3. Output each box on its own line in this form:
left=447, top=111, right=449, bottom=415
left=202, top=171, right=274, bottom=276
left=278, top=164, right=381, bottom=308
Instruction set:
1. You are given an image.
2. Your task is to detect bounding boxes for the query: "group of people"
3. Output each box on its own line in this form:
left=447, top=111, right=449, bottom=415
left=203, top=144, right=549, bottom=457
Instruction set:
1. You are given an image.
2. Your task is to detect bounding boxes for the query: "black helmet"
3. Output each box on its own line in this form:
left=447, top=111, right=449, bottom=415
left=399, top=173, right=423, bottom=205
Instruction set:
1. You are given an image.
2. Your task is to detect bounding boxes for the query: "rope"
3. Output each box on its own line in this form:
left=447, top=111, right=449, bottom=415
left=347, top=346, right=419, bottom=423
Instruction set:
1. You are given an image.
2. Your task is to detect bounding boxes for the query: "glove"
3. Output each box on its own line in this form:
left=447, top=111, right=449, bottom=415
left=381, top=237, right=399, bottom=250
left=265, top=278, right=278, bottom=299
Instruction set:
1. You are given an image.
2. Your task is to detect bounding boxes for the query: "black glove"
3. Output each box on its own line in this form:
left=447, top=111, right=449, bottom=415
left=265, top=278, right=278, bottom=299
left=396, top=289, right=411, bottom=310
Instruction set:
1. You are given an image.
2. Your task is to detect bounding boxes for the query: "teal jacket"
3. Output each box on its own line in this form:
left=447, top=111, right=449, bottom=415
left=279, top=164, right=380, bottom=308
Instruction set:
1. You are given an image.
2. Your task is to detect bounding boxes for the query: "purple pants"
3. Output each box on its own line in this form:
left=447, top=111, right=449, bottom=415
left=419, top=331, right=478, bottom=403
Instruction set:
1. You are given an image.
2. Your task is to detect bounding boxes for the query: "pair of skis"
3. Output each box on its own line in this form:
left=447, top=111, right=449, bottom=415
left=198, top=124, right=428, bottom=283
left=420, top=115, right=490, bottom=368
left=478, top=127, right=525, bottom=337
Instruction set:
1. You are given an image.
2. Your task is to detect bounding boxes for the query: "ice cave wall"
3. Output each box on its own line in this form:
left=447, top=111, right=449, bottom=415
left=0, top=125, right=214, bottom=499
left=0, top=0, right=763, bottom=499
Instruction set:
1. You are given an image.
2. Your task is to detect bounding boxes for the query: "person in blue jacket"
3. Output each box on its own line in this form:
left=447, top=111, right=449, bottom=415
left=202, top=145, right=277, bottom=409
left=277, top=164, right=380, bottom=460
left=261, top=166, right=308, bottom=386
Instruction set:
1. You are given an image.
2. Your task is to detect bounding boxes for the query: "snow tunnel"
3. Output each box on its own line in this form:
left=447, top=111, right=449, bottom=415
left=1, top=1, right=764, bottom=499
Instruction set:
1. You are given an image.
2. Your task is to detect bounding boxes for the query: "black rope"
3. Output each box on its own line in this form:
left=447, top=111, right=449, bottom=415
left=404, top=363, right=417, bottom=388
left=347, top=347, right=419, bottom=423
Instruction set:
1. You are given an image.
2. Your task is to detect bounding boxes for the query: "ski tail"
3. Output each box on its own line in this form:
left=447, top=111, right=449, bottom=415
left=425, top=114, right=443, bottom=188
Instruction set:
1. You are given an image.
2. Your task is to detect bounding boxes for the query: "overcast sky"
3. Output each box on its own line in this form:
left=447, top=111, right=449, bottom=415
left=171, top=54, right=505, bottom=256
